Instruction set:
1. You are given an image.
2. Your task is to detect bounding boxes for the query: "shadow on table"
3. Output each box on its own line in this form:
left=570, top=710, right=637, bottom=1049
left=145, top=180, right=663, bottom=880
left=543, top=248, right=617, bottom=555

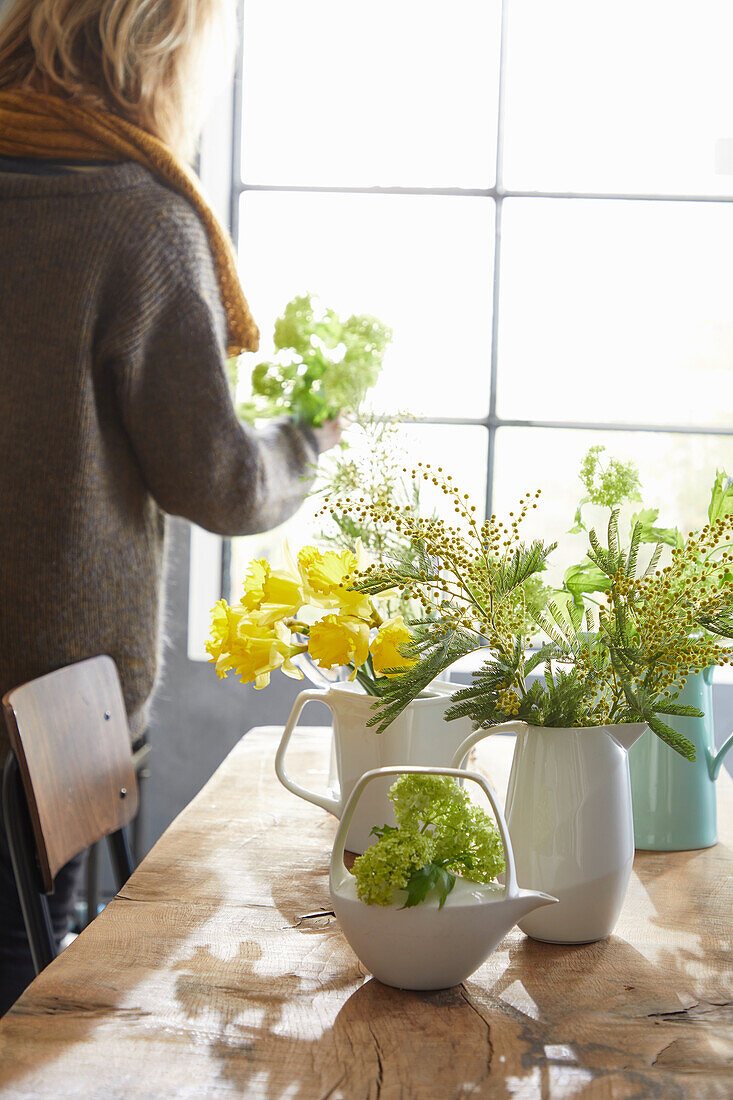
left=473, top=929, right=732, bottom=1097
left=166, top=913, right=730, bottom=1099
left=0, top=862, right=227, bottom=1094
left=3, top=830, right=729, bottom=1097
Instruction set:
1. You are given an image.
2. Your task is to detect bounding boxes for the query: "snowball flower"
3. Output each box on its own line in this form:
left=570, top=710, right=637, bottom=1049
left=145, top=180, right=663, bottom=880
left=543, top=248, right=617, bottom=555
left=351, top=775, right=506, bottom=907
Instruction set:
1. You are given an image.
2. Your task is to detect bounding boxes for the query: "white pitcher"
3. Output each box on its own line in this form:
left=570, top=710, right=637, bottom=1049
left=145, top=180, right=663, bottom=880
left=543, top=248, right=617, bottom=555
left=275, top=683, right=473, bottom=853
left=452, top=720, right=647, bottom=943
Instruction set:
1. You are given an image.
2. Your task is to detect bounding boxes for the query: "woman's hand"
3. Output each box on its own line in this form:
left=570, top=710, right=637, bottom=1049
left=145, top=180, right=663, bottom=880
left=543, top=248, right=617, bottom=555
left=311, top=415, right=344, bottom=454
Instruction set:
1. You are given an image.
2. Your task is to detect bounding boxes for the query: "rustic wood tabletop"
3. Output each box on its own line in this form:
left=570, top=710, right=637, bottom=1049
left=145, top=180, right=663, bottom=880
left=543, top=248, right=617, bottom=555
left=0, top=725, right=731, bottom=1099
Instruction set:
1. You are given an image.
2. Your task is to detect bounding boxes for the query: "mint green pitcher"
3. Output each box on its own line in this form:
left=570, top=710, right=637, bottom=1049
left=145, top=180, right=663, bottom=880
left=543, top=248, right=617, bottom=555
left=629, top=669, right=733, bottom=850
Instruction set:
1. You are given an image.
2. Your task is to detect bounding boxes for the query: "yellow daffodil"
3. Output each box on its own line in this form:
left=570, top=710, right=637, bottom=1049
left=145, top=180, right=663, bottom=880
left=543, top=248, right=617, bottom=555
left=297, top=545, right=375, bottom=621
left=205, top=599, right=248, bottom=678
left=207, top=606, right=304, bottom=688
left=241, top=559, right=269, bottom=610
left=370, top=616, right=417, bottom=677
left=308, top=614, right=371, bottom=678
left=298, top=546, right=358, bottom=595
left=240, top=557, right=303, bottom=626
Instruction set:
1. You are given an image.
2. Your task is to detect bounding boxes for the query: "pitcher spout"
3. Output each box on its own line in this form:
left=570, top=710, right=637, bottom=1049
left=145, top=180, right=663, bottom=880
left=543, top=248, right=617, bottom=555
left=610, top=721, right=648, bottom=753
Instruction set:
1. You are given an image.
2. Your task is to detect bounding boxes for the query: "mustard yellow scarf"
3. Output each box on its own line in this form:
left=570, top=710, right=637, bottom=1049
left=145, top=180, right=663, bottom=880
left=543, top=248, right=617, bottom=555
left=0, top=88, right=259, bottom=356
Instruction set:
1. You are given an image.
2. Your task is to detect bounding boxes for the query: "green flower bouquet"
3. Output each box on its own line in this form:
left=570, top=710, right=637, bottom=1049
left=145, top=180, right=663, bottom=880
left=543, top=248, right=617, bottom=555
left=232, top=293, right=392, bottom=427
left=325, top=463, right=733, bottom=760
left=351, top=773, right=505, bottom=908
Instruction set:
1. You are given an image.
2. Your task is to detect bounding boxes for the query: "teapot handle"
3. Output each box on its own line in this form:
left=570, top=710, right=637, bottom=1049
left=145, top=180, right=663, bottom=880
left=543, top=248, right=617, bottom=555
left=451, top=720, right=527, bottom=770
left=329, top=764, right=518, bottom=900
left=275, top=690, right=342, bottom=816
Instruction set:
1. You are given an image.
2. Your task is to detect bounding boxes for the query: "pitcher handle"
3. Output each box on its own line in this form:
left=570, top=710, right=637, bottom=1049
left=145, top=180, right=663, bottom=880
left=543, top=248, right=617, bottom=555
left=451, top=720, right=527, bottom=770
left=330, top=764, right=518, bottom=900
left=275, top=690, right=341, bottom=816
left=709, top=729, right=733, bottom=781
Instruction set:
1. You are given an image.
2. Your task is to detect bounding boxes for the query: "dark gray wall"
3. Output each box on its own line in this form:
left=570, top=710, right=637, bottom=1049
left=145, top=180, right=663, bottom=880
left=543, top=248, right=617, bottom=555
left=141, top=519, right=305, bottom=852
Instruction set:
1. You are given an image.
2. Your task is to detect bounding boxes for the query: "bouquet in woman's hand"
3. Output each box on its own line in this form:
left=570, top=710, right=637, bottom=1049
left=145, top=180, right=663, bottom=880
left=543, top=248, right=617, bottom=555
left=232, top=293, right=391, bottom=427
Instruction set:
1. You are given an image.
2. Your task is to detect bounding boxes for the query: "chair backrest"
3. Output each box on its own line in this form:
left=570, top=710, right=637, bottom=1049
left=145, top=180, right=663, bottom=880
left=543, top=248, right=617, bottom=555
left=2, top=655, right=138, bottom=892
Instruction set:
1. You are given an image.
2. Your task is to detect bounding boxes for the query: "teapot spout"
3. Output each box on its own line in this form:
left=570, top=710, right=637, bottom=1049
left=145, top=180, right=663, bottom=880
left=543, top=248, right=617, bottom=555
left=502, top=888, right=558, bottom=927
left=610, top=721, right=648, bottom=753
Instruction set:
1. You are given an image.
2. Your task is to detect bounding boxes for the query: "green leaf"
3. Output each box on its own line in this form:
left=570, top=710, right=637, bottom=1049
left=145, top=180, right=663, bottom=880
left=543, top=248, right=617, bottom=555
left=564, top=560, right=610, bottom=596
left=402, top=863, right=457, bottom=909
left=366, top=623, right=481, bottom=734
left=630, top=508, right=659, bottom=527
left=646, top=714, right=696, bottom=761
left=569, top=498, right=589, bottom=534
left=708, top=469, right=733, bottom=526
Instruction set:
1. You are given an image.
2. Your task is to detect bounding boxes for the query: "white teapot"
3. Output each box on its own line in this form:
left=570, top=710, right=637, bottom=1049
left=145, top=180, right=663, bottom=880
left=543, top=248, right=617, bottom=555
left=330, top=765, right=557, bottom=990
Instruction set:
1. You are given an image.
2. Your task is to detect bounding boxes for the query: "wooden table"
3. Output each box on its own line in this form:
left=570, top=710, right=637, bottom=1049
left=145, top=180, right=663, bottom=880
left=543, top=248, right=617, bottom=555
left=1, top=726, right=731, bottom=1099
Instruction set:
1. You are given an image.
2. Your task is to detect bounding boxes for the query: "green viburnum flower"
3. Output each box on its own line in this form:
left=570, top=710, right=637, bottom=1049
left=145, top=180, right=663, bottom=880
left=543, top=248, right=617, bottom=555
left=237, top=293, right=391, bottom=427
left=580, top=445, right=642, bottom=509
left=351, top=775, right=505, bottom=907
left=349, top=829, right=433, bottom=907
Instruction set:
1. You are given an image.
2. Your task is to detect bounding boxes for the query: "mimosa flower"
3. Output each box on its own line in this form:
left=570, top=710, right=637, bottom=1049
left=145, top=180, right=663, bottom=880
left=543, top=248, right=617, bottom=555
left=370, top=616, right=417, bottom=677
left=308, top=614, right=370, bottom=677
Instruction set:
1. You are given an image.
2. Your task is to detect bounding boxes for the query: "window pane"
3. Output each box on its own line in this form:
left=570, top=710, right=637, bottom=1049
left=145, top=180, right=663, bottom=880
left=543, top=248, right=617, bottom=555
left=397, top=423, right=489, bottom=520
left=230, top=423, right=487, bottom=590
left=498, top=199, right=733, bottom=427
left=492, top=428, right=733, bottom=586
left=241, top=0, right=501, bottom=188
left=237, top=191, right=493, bottom=419
left=503, top=0, right=733, bottom=195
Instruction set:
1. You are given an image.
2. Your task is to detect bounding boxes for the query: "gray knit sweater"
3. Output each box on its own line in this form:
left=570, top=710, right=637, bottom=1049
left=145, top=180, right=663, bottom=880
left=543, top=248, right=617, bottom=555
left=0, top=162, right=317, bottom=749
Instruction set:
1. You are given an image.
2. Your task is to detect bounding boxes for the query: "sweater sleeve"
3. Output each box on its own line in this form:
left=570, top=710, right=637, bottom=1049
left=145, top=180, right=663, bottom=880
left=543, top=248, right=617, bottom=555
left=101, top=200, right=319, bottom=537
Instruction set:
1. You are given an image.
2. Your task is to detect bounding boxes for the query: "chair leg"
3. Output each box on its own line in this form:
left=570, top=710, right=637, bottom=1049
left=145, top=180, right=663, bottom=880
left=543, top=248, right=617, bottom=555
left=2, top=755, right=56, bottom=975
left=108, top=827, right=134, bottom=891
left=132, top=778, right=143, bottom=866
left=85, top=842, right=99, bottom=927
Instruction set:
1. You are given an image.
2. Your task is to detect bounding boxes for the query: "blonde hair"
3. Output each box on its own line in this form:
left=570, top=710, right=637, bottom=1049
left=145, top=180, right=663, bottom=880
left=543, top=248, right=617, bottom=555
left=0, top=0, right=236, bottom=160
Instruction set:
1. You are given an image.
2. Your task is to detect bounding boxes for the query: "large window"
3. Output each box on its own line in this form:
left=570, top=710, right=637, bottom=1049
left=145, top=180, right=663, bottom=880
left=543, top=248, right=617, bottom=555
left=222, top=0, right=733, bottom=603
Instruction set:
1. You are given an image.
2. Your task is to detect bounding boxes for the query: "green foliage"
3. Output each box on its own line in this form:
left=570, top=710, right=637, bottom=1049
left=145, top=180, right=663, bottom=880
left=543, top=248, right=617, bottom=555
left=570, top=445, right=642, bottom=533
left=351, top=774, right=505, bottom=907
left=335, top=456, right=733, bottom=757
left=708, top=470, right=733, bottom=526
left=370, top=504, right=733, bottom=756
left=561, top=451, right=733, bottom=612
left=357, top=528, right=555, bottom=734
left=235, top=293, right=391, bottom=427
left=364, top=621, right=481, bottom=734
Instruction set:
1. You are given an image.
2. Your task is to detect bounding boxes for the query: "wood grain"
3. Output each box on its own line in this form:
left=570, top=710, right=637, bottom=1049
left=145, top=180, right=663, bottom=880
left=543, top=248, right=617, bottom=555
left=0, top=725, right=731, bottom=1099
left=2, top=656, right=138, bottom=892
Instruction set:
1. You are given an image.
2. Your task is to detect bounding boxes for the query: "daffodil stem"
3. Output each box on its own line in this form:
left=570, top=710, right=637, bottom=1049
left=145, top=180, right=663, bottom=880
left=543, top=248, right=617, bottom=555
left=354, top=666, right=383, bottom=697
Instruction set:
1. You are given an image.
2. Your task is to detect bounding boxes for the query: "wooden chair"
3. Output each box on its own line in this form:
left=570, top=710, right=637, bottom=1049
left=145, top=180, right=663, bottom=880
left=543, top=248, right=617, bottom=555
left=1, top=655, right=138, bottom=975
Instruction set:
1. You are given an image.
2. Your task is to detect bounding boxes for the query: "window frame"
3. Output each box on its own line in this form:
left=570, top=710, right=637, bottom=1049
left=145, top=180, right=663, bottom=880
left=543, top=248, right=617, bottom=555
left=230, top=0, right=733, bottom=531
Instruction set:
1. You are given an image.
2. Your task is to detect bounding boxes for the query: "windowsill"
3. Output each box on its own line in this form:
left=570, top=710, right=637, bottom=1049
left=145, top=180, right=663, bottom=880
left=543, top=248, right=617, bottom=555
left=448, top=652, right=733, bottom=685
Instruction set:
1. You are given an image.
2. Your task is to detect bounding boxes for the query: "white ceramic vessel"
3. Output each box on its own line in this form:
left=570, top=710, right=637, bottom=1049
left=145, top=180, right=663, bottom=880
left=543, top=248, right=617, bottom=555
left=452, top=720, right=647, bottom=944
left=275, top=683, right=472, bottom=853
left=330, top=765, right=557, bottom=990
